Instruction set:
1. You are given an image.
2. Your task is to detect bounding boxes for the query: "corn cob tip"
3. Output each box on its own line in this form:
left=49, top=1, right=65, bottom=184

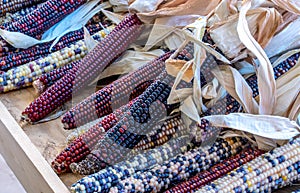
left=32, top=80, right=45, bottom=95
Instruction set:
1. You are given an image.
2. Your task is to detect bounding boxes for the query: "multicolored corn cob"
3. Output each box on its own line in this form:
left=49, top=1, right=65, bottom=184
left=196, top=138, right=300, bottom=193
left=70, top=137, right=250, bottom=193
left=166, top=147, right=264, bottom=193
left=0, top=26, right=113, bottom=93
left=1, top=0, right=86, bottom=38
left=61, top=50, right=173, bottom=129
left=0, top=23, right=110, bottom=71
left=0, top=0, right=44, bottom=16
left=33, top=61, right=79, bottom=94
left=134, top=115, right=187, bottom=151
left=21, top=14, right=143, bottom=123
left=70, top=135, right=193, bottom=193
left=52, top=100, right=136, bottom=174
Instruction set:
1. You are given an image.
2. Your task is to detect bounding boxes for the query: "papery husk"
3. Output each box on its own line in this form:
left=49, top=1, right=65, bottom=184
left=109, top=0, right=128, bottom=13
left=129, top=0, right=221, bottom=24
left=201, top=78, right=219, bottom=100
left=275, top=10, right=299, bottom=34
left=209, top=6, right=282, bottom=59
left=271, top=0, right=300, bottom=15
left=237, top=0, right=276, bottom=115
left=205, top=113, right=300, bottom=150
left=274, top=54, right=300, bottom=119
left=143, top=15, right=199, bottom=51
left=212, top=65, right=259, bottom=114
left=165, top=59, right=193, bottom=82
left=265, top=17, right=300, bottom=58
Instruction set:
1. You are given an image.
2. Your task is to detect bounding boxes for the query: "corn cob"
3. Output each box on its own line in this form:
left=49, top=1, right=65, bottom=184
left=134, top=115, right=187, bottom=151
left=21, top=14, right=143, bottom=123
left=166, top=147, right=264, bottom=193
left=61, top=50, right=174, bottom=129
left=0, top=26, right=113, bottom=93
left=70, top=135, right=193, bottom=193
left=0, top=0, right=44, bottom=17
left=33, top=61, right=79, bottom=94
left=52, top=100, right=136, bottom=174
left=196, top=138, right=300, bottom=193
left=0, top=23, right=109, bottom=71
left=70, top=137, right=250, bottom=193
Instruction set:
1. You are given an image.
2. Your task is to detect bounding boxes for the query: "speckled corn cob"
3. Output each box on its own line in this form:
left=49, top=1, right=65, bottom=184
left=71, top=137, right=250, bottom=193
left=61, top=50, right=173, bottom=129
left=33, top=61, right=79, bottom=94
left=0, top=0, right=44, bottom=16
left=0, top=26, right=112, bottom=93
left=52, top=100, right=136, bottom=174
left=196, top=138, right=300, bottom=193
left=134, top=115, right=187, bottom=151
left=0, top=23, right=110, bottom=71
left=70, top=135, right=193, bottom=193
left=166, top=147, right=264, bottom=193
left=21, top=14, right=143, bottom=123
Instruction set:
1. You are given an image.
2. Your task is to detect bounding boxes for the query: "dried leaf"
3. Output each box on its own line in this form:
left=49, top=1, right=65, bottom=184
left=274, top=57, right=300, bottom=118
left=212, top=65, right=259, bottom=114
left=205, top=113, right=300, bottom=140
left=101, top=9, right=124, bottom=24
left=271, top=0, right=300, bottom=15
left=202, top=78, right=219, bottom=99
left=179, top=96, right=201, bottom=123
left=210, top=6, right=282, bottom=59
left=129, top=0, right=164, bottom=13
left=165, top=59, right=193, bottom=82
left=130, top=0, right=220, bottom=24
left=265, top=17, right=300, bottom=58
left=167, top=60, right=193, bottom=104
left=237, top=0, right=276, bottom=115
left=84, top=27, right=99, bottom=51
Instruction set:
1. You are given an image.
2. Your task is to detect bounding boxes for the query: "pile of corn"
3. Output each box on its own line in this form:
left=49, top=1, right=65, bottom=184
left=0, top=0, right=299, bottom=193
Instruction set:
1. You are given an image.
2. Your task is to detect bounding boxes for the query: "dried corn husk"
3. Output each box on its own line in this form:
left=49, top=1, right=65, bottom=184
left=129, top=0, right=221, bottom=24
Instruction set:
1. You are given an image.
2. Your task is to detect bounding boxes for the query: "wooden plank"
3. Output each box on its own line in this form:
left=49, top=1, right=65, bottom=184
left=0, top=101, right=70, bottom=193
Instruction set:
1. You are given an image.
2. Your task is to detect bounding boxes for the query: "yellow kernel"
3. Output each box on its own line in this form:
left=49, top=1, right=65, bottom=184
left=248, top=166, right=253, bottom=172
left=246, top=180, right=252, bottom=187
left=282, top=176, right=287, bottom=181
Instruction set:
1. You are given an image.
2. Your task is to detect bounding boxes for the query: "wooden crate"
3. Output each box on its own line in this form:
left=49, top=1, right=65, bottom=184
left=0, top=87, right=299, bottom=193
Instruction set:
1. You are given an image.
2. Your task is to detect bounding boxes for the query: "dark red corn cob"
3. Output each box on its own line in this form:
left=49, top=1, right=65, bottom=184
left=33, top=60, right=80, bottom=94
left=62, top=51, right=173, bottom=129
left=21, top=14, right=143, bottom=123
left=0, top=0, right=44, bottom=17
left=0, top=23, right=107, bottom=71
left=165, top=148, right=264, bottom=193
left=51, top=100, right=135, bottom=174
